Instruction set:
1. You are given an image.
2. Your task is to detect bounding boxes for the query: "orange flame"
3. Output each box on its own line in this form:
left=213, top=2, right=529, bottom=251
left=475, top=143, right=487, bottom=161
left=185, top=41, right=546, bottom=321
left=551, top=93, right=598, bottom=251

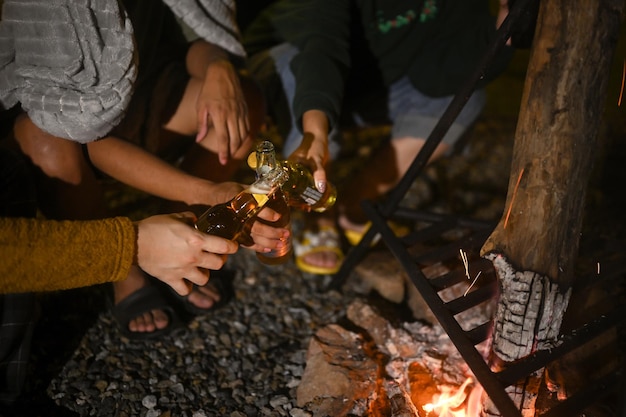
left=422, top=377, right=474, bottom=416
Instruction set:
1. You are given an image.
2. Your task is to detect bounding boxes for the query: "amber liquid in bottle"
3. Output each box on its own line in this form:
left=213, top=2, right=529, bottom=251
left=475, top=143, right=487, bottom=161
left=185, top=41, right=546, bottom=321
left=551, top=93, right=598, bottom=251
left=195, top=192, right=265, bottom=245
left=251, top=140, right=337, bottom=213
left=254, top=141, right=293, bottom=265
left=280, top=160, right=336, bottom=213
left=194, top=169, right=286, bottom=246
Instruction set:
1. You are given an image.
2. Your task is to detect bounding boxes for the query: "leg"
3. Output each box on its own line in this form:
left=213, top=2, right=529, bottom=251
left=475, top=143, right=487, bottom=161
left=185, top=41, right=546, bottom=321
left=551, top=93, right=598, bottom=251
left=338, top=78, right=487, bottom=230
left=12, top=114, right=174, bottom=335
left=299, top=79, right=486, bottom=273
left=12, top=113, right=107, bottom=220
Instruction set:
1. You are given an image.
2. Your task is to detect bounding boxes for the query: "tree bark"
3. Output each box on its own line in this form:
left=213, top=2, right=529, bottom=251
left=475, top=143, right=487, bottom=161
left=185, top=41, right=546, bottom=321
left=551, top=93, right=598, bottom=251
left=480, top=0, right=624, bottom=416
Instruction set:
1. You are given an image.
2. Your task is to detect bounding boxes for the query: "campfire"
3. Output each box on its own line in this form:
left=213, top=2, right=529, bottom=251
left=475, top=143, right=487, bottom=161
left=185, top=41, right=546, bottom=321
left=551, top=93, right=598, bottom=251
left=298, top=242, right=624, bottom=417
left=295, top=290, right=497, bottom=417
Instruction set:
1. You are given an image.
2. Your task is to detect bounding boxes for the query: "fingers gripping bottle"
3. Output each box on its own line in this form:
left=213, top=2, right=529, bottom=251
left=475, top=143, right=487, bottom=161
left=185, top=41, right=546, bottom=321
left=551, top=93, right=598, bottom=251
left=251, top=140, right=337, bottom=213
left=254, top=142, right=294, bottom=265
left=194, top=168, right=287, bottom=246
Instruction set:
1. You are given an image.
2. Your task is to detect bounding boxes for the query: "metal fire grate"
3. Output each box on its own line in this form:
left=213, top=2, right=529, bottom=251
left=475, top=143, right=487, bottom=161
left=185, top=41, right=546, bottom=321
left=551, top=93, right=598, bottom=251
left=332, top=203, right=625, bottom=416
left=329, top=1, right=626, bottom=415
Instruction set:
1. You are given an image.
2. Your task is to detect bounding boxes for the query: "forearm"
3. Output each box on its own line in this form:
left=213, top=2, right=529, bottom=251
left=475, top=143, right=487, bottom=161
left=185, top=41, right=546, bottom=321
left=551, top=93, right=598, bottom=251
left=302, top=110, right=330, bottom=138
left=301, top=109, right=330, bottom=154
left=0, top=217, right=135, bottom=294
left=294, top=110, right=331, bottom=184
left=86, top=137, right=218, bottom=206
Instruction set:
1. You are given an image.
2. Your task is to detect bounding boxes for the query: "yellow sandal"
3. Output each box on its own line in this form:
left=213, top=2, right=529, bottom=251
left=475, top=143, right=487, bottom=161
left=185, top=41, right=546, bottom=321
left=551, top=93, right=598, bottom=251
left=294, top=226, right=344, bottom=275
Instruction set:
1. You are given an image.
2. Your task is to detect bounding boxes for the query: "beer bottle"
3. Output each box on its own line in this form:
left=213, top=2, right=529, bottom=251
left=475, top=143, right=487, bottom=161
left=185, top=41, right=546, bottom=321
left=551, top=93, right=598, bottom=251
left=254, top=141, right=293, bottom=265
left=194, top=168, right=287, bottom=246
left=249, top=140, right=337, bottom=213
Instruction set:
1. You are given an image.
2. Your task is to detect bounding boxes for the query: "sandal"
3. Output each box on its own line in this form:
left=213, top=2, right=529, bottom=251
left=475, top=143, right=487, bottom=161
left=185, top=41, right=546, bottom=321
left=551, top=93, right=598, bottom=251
left=111, top=285, right=184, bottom=340
left=343, top=221, right=410, bottom=247
left=294, top=226, right=344, bottom=275
left=168, top=269, right=234, bottom=316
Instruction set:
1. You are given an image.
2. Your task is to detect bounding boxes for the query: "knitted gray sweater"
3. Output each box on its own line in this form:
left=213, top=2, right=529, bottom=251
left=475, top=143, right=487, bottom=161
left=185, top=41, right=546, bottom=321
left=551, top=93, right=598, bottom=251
left=0, top=0, right=244, bottom=143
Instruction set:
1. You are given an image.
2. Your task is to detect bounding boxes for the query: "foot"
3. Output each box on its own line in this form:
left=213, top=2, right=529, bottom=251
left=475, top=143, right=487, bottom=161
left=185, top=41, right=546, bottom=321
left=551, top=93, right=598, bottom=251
left=337, top=214, right=370, bottom=244
left=184, top=281, right=222, bottom=310
left=113, top=266, right=168, bottom=335
left=294, top=217, right=344, bottom=275
left=298, top=246, right=342, bottom=272
left=113, top=266, right=221, bottom=335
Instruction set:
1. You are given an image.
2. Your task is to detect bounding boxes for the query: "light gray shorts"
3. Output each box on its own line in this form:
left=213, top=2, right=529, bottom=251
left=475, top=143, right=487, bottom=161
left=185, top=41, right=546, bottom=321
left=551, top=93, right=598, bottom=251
left=248, top=43, right=486, bottom=159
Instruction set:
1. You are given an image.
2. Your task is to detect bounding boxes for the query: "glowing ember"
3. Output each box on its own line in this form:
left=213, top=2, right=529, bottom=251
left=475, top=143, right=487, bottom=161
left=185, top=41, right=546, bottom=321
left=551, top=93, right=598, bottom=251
left=422, top=377, right=474, bottom=417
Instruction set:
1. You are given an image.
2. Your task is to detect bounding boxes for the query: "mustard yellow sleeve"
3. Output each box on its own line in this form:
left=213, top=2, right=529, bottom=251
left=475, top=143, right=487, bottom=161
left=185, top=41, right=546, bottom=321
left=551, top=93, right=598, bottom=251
left=0, top=217, right=136, bottom=294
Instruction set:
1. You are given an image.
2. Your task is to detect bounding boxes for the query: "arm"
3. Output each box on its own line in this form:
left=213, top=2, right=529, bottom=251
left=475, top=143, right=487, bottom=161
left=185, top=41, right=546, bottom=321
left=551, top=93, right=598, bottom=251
left=86, top=137, right=288, bottom=253
left=281, top=0, right=352, bottom=193
left=0, top=214, right=239, bottom=295
left=0, top=216, right=135, bottom=294
left=86, top=136, right=242, bottom=207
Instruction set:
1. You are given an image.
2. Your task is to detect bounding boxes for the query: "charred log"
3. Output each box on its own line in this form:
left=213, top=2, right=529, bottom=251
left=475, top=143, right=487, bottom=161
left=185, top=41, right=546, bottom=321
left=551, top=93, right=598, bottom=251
left=480, top=0, right=624, bottom=416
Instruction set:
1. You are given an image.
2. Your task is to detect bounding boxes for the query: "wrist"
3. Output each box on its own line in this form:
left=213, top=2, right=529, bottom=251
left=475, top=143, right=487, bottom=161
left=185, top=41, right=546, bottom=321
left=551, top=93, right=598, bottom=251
left=302, top=110, right=329, bottom=137
left=132, top=221, right=140, bottom=265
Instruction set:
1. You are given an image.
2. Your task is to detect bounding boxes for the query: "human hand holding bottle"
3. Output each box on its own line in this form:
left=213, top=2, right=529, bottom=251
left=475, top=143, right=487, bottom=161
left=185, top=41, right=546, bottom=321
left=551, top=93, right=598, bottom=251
left=210, top=181, right=290, bottom=254
left=293, top=110, right=332, bottom=194
left=135, top=212, right=238, bottom=296
left=247, top=208, right=291, bottom=255
left=195, top=169, right=291, bottom=256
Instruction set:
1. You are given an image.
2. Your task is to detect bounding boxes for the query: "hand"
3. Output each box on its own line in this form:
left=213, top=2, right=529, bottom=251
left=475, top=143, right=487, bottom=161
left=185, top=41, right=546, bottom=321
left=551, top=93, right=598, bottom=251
left=195, top=60, right=250, bottom=165
left=135, top=212, right=238, bottom=296
left=293, top=110, right=332, bottom=193
left=207, top=181, right=246, bottom=207
left=244, top=207, right=291, bottom=254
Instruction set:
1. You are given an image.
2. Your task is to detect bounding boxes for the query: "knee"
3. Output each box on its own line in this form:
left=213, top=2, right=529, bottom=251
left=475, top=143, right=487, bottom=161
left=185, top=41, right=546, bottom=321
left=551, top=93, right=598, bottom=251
left=13, top=113, right=90, bottom=185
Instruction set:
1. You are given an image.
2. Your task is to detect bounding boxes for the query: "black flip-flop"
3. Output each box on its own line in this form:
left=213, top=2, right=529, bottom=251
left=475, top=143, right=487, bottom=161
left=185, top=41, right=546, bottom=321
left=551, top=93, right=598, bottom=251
left=169, top=269, right=235, bottom=316
left=111, top=285, right=184, bottom=340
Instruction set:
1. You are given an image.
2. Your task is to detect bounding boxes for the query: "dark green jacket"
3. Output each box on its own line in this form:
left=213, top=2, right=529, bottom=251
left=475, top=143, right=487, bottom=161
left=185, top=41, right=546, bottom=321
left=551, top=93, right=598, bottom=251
left=244, top=0, right=513, bottom=130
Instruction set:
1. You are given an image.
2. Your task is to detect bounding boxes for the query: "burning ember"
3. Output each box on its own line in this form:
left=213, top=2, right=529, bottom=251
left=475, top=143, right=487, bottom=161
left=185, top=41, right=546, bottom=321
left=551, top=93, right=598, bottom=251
left=422, top=377, right=482, bottom=417
left=296, top=298, right=496, bottom=417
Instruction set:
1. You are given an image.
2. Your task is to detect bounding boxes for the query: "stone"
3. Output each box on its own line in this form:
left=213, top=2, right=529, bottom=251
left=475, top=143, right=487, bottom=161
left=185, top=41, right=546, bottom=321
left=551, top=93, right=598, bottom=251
left=296, top=324, right=377, bottom=415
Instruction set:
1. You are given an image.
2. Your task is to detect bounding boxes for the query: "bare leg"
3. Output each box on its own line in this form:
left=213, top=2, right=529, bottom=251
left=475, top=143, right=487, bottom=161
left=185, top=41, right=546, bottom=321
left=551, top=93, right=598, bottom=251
left=13, top=115, right=172, bottom=333
left=12, top=113, right=106, bottom=220
left=338, top=136, right=449, bottom=230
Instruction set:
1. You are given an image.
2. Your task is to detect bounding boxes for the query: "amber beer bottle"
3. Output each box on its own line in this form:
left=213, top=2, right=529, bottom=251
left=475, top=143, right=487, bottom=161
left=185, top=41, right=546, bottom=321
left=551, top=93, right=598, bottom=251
left=194, top=168, right=287, bottom=245
left=251, top=140, right=337, bottom=213
left=254, top=141, right=293, bottom=265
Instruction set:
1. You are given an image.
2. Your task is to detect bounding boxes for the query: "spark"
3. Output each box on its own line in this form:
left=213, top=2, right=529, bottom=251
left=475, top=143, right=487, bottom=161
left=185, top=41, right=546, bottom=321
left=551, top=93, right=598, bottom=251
left=460, top=249, right=470, bottom=280
left=617, top=59, right=626, bottom=107
left=597, top=262, right=600, bottom=275
left=464, top=271, right=482, bottom=297
left=504, top=167, right=524, bottom=229
left=460, top=249, right=482, bottom=296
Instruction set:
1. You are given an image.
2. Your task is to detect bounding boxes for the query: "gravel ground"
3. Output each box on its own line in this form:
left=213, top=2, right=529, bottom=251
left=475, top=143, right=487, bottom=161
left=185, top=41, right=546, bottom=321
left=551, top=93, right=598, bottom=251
left=0, top=114, right=516, bottom=417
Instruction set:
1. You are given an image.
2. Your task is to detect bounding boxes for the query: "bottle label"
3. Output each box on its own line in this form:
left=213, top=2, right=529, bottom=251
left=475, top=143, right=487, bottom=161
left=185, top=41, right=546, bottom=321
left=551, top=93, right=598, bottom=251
left=300, top=186, right=322, bottom=205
